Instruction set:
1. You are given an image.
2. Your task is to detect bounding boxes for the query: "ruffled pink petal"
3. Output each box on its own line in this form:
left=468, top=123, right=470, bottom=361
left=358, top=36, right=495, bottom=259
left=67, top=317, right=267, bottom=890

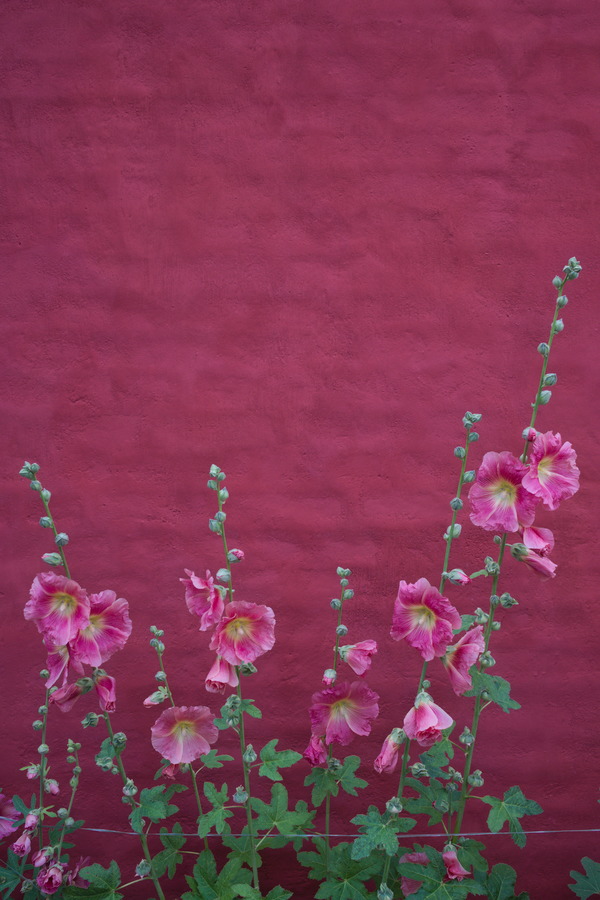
left=24, top=573, right=90, bottom=646
left=521, top=525, right=554, bottom=555
left=204, top=656, right=239, bottom=693
left=469, top=451, right=537, bottom=532
left=71, top=591, right=132, bottom=666
left=151, top=706, right=218, bottom=764
left=399, top=851, right=428, bottom=896
left=443, top=850, right=470, bottom=880
left=181, top=569, right=224, bottom=630
left=522, top=431, right=580, bottom=510
left=309, top=681, right=379, bottom=747
left=95, top=674, right=117, bottom=712
left=303, top=734, right=328, bottom=767
left=443, top=626, right=485, bottom=695
left=209, top=601, right=275, bottom=665
left=391, top=579, right=460, bottom=661
left=340, top=640, right=378, bottom=676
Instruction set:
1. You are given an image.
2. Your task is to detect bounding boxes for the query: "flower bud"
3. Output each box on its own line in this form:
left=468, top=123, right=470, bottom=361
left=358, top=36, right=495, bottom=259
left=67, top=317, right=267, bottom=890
left=155, top=671, right=167, bottom=682
left=30, top=479, right=42, bottom=491
left=233, top=786, right=249, bottom=804
left=421, top=680, right=430, bottom=690
left=444, top=523, right=461, bottom=540
left=243, top=744, right=257, bottom=765
left=377, top=884, right=394, bottom=900
left=556, top=293, right=569, bottom=307
left=468, top=769, right=484, bottom=787
left=410, top=762, right=429, bottom=777
left=386, top=796, right=403, bottom=815
left=489, top=594, right=500, bottom=607
left=499, top=592, right=518, bottom=608
left=217, top=472, right=226, bottom=482
left=207, top=479, right=218, bottom=490
left=342, top=589, right=354, bottom=600
left=447, top=767, right=463, bottom=784
left=209, top=464, right=221, bottom=477
left=37, top=744, right=49, bottom=754
left=39, top=669, right=50, bottom=680
left=480, top=651, right=496, bottom=668
left=543, top=373, right=557, bottom=386
left=330, top=598, right=342, bottom=610
left=449, top=497, right=463, bottom=511
left=218, top=487, right=229, bottom=502
left=39, top=517, right=52, bottom=528
left=339, top=578, right=349, bottom=587
left=327, top=757, right=342, bottom=773
left=322, top=668, right=337, bottom=685
left=552, top=275, right=563, bottom=289
left=463, top=470, right=476, bottom=482
left=522, top=427, right=538, bottom=441
left=214, top=510, right=226, bottom=523
left=240, top=662, right=257, bottom=675
left=468, top=431, right=479, bottom=443
left=41, top=552, right=62, bottom=566
left=459, top=726, right=474, bottom=746
left=216, top=568, right=231, bottom=583
left=446, top=568, right=470, bottom=585
left=336, top=567, right=352, bottom=577
left=454, top=446, right=466, bottom=459
left=44, top=779, right=59, bottom=795
left=57, top=808, right=69, bottom=819
left=136, top=860, right=152, bottom=878
left=539, top=390, right=552, bottom=405
left=81, top=712, right=99, bottom=727
left=484, top=557, right=499, bottom=575
left=434, top=797, right=449, bottom=813
left=537, top=342, right=549, bottom=357
left=54, top=532, right=69, bottom=547
left=208, top=518, right=222, bottom=534
left=335, top=624, right=348, bottom=637
left=227, top=548, right=245, bottom=563
left=122, top=779, right=138, bottom=797
left=112, top=732, right=127, bottom=751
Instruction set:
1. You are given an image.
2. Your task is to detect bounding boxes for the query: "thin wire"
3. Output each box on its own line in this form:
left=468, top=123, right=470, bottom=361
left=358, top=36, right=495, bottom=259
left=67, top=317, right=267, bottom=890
left=62, top=826, right=600, bottom=839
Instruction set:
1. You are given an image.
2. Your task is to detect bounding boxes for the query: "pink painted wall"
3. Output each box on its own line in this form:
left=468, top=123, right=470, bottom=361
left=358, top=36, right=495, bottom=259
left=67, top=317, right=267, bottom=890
left=2, top=1, right=599, bottom=896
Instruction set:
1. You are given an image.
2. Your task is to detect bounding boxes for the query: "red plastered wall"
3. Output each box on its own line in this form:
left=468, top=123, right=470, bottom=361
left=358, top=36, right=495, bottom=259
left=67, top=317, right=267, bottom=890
left=1, top=1, right=600, bottom=897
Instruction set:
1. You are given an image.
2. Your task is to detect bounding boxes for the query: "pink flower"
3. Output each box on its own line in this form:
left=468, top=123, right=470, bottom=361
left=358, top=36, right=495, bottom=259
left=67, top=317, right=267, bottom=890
left=25, top=573, right=90, bottom=646
left=24, top=812, right=39, bottom=832
left=36, top=862, right=65, bottom=895
left=374, top=728, right=405, bottom=774
left=445, top=568, right=471, bottom=586
left=209, top=601, right=275, bottom=665
left=151, top=705, right=218, bottom=764
left=95, top=674, right=117, bottom=712
left=521, top=525, right=555, bottom=555
left=511, top=543, right=557, bottom=578
left=443, top=849, right=470, bottom=880
left=66, top=857, right=91, bottom=887
left=309, top=681, right=379, bottom=746
left=11, top=832, right=31, bottom=857
left=181, top=569, right=224, bottom=631
left=44, top=780, right=59, bottom=796
left=50, top=680, right=90, bottom=713
left=339, top=640, right=378, bottom=676
left=143, top=689, right=166, bottom=707
left=44, top=645, right=83, bottom=689
left=303, top=734, right=328, bottom=767
left=403, top=693, right=453, bottom=748
left=228, top=548, right=245, bottom=562
left=443, top=626, right=485, bottom=695
left=469, top=451, right=538, bottom=532
left=522, top=431, right=580, bottom=511
left=204, top=656, right=239, bottom=693
left=32, top=848, right=52, bottom=868
left=71, top=590, right=132, bottom=667
left=390, top=579, right=461, bottom=662
left=399, top=851, right=428, bottom=896
left=0, top=793, right=19, bottom=838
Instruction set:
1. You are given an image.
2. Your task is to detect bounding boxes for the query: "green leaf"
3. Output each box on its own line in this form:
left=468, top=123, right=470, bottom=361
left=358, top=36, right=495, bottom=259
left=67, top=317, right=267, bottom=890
left=457, top=839, right=488, bottom=876
left=199, top=782, right=233, bottom=837
left=129, top=785, right=180, bottom=835
left=480, top=863, right=520, bottom=900
left=151, top=822, right=186, bottom=878
left=95, top=737, right=118, bottom=771
left=10, top=794, right=30, bottom=816
left=350, top=806, right=417, bottom=859
left=418, top=735, right=455, bottom=778
left=0, top=853, right=23, bottom=898
left=464, top=670, right=520, bottom=713
left=481, top=786, right=543, bottom=847
left=258, top=739, right=302, bottom=781
left=336, top=756, right=368, bottom=798
left=183, top=849, right=252, bottom=900
left=233, top=888, right=293, bottom=900
left=200, top=750, right=235, bottom=769
left=299, top=840, right=379, bottom=900
left=403, top=777, right=453, bottom=825
left=222, top=832, right=263, bottom=870
left=240, top=699, right=262, bottom=718
left=251, top=783, right=315, bottom=835
left=304, top=766, right=338, bottom=807
left=569, top=857, right=600, bottom=898
left=63, top=861, right=123, bottom=899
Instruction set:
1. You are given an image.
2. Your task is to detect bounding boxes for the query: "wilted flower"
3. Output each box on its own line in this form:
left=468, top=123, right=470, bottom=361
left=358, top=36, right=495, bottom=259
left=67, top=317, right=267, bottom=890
left=443, top=626, right=485, bottom=695
left=309, top=681, right=379, bottom=746
left=49, top=680, right=91, bottom=713
left=151, top=706, right=218, bottom=764
left=95, top=674, right=117, bottom=712
left=443, top=849, right=470, bottom=880
left=11, top=832, right=31, bottom=857
left=339, top=640, right=378, bottom=676
left=399, top=851, right=428, bottom=896
left=303, top=733, right=328, bottom=767
left=209, top=601, right=275, bottom=665
left=374, top=728, right=405, bottom=774
left=522, top=431, right=580, bottom=510
left=204, top=656, right=239, bottom=693
left=403, top=693, right=453, bottom=748
left=181, top=569, right=224, bottom=631
left=0, top=793, right=19, bottom=838
left=36, top=863, right=65, bottom=896
left=391, top=579, right=461, bottom=661
left=469, top=451, right=537, bottom=532
left=511, top=543, right=557, bottom=578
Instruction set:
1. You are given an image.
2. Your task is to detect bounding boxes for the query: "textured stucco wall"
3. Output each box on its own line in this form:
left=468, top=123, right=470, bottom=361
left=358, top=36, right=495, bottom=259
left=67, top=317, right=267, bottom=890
left=1, top=1, right=599, bottom=897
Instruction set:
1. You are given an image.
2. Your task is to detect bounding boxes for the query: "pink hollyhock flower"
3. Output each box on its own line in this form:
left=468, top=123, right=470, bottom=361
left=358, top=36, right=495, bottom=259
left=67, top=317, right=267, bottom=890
left=161, top=763, right=181, bottom=779
left=522, top=431, right=580, bottom=511
left=24, top=812, right=39, bottom=832
left=44, top=645, right=83, bottom=689
left=443, top=849, right=470, bottom=880
left=151, top=705, right=218, bottom=764
left=443, top=626, right=485, bottom=695
left=25, top=573, right=90, bottom=647
left=228, top=548, right=245, bottom=562
left=181, top=569, right=224, bottom=631
left=309, top=681, right=379, bottom=746
left=11, top=832, right=31, bottom=857
left=511, top=543, right=557, bottom=578
left=50, top=680, right=91, bottom=713
left=445, top=568, right=471, bottom=586
left=339, top=640, right=378, bottom=676
left=0, top=793, right=19, bottom=838
left=32, top=848, right=52, bottom=868
left=209, top=601, right=275, bottom=665
left=95, top=674, right=117, bottom=712
left=303, top=734, right=328, bottom=767
left=399, top=851, right=428, bottom=896
left=44, top=780, right=59, bottom=795
left=469, top=451, right=538, bottom=532
left=71, top=590, right=132, bottom=667
left=204, top=656, right=239, bottom=693
left=521, top=525, right=555, bottom=555
left=322, top=669, right=337, bottom=686
left=36, top=863, right=65, bottom=895
left=390, top=579, right=461, bottom=662
left=403, top=693, right=453, bottom=748
left=374, top=728, right=405, bottom=774
left=66, top=857, right=91, bottom=887
left=143, top=689, right=166, bottom=707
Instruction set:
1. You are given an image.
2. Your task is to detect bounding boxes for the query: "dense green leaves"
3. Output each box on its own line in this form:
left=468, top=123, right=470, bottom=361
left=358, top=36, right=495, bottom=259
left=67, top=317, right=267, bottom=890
left=464, top=671, right=520, bottom=713
left=350, top=806, right=416, bottom=859
left=403, top=777, right=456, bottom=825
left=182, top=849, right=252, bottom=900
left=258, top=739, right=302, bottom=781
left=250, top=783, right=315, bottom=836
left=397, top=847, right=486, bottom=900
left=569, top=858, right=600, bottom=898
left=481, top=786, right=542, bottom=847
left=0, top=850, right=23, bottom=899
left=298, top=839, right=379, bottom=900
left=152, top=822, right=186, bottom=878
left=198, top=781, right=234, bottom=837
left=304, top=756, right=367, bottom=807
left=62, top=861, right=123, bottom=900
left=418, top=736, right=455, bottom=778
left=129, top=784, right=183, bottom=834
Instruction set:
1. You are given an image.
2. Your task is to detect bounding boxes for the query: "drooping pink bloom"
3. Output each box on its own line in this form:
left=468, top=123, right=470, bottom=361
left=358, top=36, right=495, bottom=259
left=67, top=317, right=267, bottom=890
left=303, top=734, right=328, bottom=767
left=24, top=812, right=39, bottom=832
left=181, top=569, right=224, bottom=631
left=522, top=431, right=580, bottom=511
left=11, top=832, right=31, bottom=857
left=36, top=863, right=65, bottom=895
left=521, top=525, right=555, bottom=555
left=374, top=728, right=405, bottom=774
left=445, top=568, right=471, bottom=586
left=66, top=857, right=91, bottom=888
left=339, top=640, right=378, bottom=676
left=25, top=573, right=90, bottom=646
left=209, top=601, right=275, bottom=665
left=443, top=626, right=485, bottom=695
left=50, top=680, right=89, bottom=713
left=309, top=681, right=379, bottom=746
left=322, top=669, right=337, bottom=686
left=0, top=794, right=19, bottom=838
left=95, top=674, right=117, bottom=712
left=44, top=644, right=83, bottom=689
left=44, top=780, right=59, bottom=796
left=390, top=579, right=461, bottom=662
left=204, top=656, right=239, bottom=693
left=25, top=764, right=40, bottom=780
left=469, top=451, right=538, bottom=532
left=403, top=694, right=453, bottom=748
left=151, top=705, right=218, bottom=764
left=443, top=849, right=470, bottom=881
left=71, top=591, right=132, bottom=667
left=32, top=848, right=52, bottom=868
left=399, top=851, right=428, bottom=896
left=511, top=544, right=557, bottom=578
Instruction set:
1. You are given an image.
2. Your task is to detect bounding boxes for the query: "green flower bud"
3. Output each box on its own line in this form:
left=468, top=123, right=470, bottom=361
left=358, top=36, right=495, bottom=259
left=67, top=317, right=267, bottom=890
left=323, top=668, right=337, bottom=684
left=207, top=479, right=218, bottom=490
left=218, top=487, right=229, bottom=502
left=421, top=680, right=430, bottom=689
left=537, top=342, right=549, bottom=357
left=489, top=594, right=500, bottom=607
left=136, top=860, right=152, bottom=878
left=339, top=578, right=349, bottom=587
left=377, top=884, right=394, bottom=900
left=557, top=294, right=569, bottom=307
left=240, top=661, right=257, bottom=675
left=410, top=762, right=429, bottom=777
left=81, top=712, right=100, bottom=727
left=39, top=517, right=52, bottom=528
left=38, top=705, right=48, bottom=715
left=468, top=769, right=485, bottom=787
left=209, top=464, right=221, bottom=477
left=112, top=732, right=127, bottom=751
left=463, top=470, right=476, bottom=483
left=216, top=568, right=231, bottom=583
left=480, top=651, right=496, bottom=668
left=327, top=757, right=342, bottom=773
left=54, top=532, right=69, bottom=547
left=39, top=669, right=50, bottom=679
left=335, top=624, right=348, bottom=637
left=122, top=779, right=138, bottom=797
left=449, top=497, right=463, bottom=511
left=499, top=592, right=518, bottom=608
left=217, top=472, right=226, bottom=482
left=552, top=275, right=563, bottom=289
left=459, top=726, right=474, bottom=746
left=208, top=518, right=222, bottom=534
left=386, top=797, right=403, bottom=815
left=484, top=556, right=499, bottom=575
left=32, top=721, right=44, bottom=731
left=41, top=552, right=62, bottom=566
left=243, top=744, right=257, bottom=765
left=37, top=744, right=49, bottom=754
left=468, top=431, right=479, bottom=442
left=544, top=373, right=557, bottom=386
left=233, top=786, right=249, bottom=804
left=454, top=446, right=466, bottom=459
left=155, top=671, right=167, bottom=681
left=491, top=620, right=501, bottom=630
left=30, top=480, right=42, bottom=492
left=65, top=816, right=75, bottom=828
left=342, top=589, right=354, bottom=600
left=40, top=489, right=51, bottom=502
left=330, top=598, right=342, bottom=610
left=539, top=389, right=552, bottom=405
left=57, top=808, right=69, bottom=818
left=214, top=510, right=226, bottom=523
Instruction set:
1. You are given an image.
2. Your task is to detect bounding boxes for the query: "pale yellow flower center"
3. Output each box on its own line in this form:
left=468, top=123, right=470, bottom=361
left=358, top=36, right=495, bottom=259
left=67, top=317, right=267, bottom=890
left=50, top=591, right=77, bottom=616
left=225, top=616, right=253, bottom=639
left=492, top=479, right=517, bottom=507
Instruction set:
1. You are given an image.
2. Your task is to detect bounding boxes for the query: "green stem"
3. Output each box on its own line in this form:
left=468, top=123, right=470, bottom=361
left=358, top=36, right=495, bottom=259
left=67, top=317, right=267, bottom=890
left=217, top=488, right=234, bottom=604
left=439, top=427, right=474, bottom=593
left=55, top=746, right=80, bottom=860
left=191, top=768, right=210, bottom=853
left=39, top=490, right=71, bottom=578
left=102, top=713, right=166, bottom=900
left=325, top=580, right=346, bottom=873
left=37, top=687, right=51, bottom=851
left=235, top=680, right=260, bottom=890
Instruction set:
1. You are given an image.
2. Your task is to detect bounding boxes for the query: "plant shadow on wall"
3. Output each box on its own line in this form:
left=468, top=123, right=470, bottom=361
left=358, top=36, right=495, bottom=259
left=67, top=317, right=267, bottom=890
left=2, top=257, right=599, bottom=899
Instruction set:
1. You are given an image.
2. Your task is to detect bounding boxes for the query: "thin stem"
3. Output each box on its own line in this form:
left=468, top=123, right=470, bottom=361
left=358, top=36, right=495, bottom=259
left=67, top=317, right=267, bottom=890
left=55, top=745, right=80, bottom=860
left=37, top=687, right=51, bottom=851
left=439, top=426, right=474, bottom=593
left=217, top=488, right=234, bottom=603
left=191, top=768, right=210, bottom=852
left=235, top=680, right=260, bottom=890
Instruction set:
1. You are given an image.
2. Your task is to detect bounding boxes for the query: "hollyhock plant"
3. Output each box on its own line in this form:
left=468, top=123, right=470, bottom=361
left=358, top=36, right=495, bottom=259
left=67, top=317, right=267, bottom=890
left=151, top=705, right=218, bottom=764
left=95, top=673, right=117, bottom=711
left=522, top=430, right=580, bottom=510
left=181, top=569, right=224, bottom=631
left=374, top=727, right=405, bottom=774
left=204, top=655, right=239, bottom=693
left=36, top=862, right=65, bottom=896
left=443, top=625, right=485, bottom=695
left=70, top=590, right=132, bottom=667
left=0, top=793, right=19, bottom=838
left=49, top=679, right=92, bottom=713
left=443, top=848, right=470, bottom=880
left=24, top=572, right=90, bottom=646
left=309, top=680, right=379, bottom=746
left=521, top=524, right=555, bottom=555
left=403, top=692, right=453, bottom=748
left=303, top=733, right=328, bottom=767
left=399, top=851, right=428, bottom=896
left=209, top=600, right=275, bottom=665
left=390, top=578, right=461, bottom=661
left=339, top=640, right=378, bottom=675
left=468, top=450, right=538, bottom=532
left=11, top=832, right=31, bottom=857
left=511, top=543, right=557, bottom=578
